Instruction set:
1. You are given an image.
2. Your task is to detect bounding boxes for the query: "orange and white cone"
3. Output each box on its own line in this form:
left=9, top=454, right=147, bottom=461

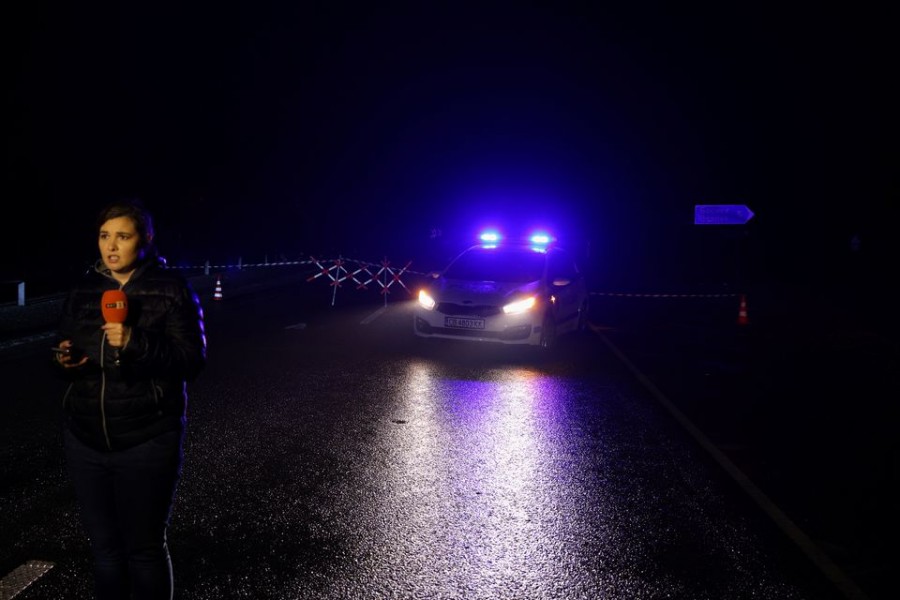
left=736, top=294, right=749, bottom=325
left=213, top=276, right=223, bottom=301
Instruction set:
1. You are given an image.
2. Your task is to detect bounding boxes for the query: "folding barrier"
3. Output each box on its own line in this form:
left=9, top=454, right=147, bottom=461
left=304, top=256, right=417, bottom=306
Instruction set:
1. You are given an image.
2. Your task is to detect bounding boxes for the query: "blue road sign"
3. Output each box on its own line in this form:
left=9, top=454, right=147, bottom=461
left=694, top=204, right=755, bottom=225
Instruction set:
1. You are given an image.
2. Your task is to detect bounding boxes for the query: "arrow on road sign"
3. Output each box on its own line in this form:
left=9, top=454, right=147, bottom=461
left=694, top=204, right=755, bottom=225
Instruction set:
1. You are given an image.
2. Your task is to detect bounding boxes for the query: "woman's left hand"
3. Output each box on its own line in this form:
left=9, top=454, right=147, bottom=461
left=102, top=322, right=132, bottom=349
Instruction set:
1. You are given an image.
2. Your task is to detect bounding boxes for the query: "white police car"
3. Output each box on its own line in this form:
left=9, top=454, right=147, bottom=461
left=413, top=231, right=589, bottom=349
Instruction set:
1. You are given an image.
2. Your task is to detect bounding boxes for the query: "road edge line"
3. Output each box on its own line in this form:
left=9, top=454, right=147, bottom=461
left=596, top=329, right=870, bottom=600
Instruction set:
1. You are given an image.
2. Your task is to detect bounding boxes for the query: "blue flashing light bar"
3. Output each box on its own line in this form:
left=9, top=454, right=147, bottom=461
left=478, top=228, right=556, bottom=249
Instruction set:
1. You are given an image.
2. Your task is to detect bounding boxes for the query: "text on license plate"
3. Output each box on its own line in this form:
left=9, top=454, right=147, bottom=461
left=445, top=317, right=485, bottom=330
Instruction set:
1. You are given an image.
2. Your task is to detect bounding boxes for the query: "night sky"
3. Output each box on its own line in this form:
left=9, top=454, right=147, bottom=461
left=3, top=2, right=895, bottom=293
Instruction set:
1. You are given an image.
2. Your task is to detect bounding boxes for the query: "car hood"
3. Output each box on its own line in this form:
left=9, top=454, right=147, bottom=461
left=435, top=278, right=541, bottom=304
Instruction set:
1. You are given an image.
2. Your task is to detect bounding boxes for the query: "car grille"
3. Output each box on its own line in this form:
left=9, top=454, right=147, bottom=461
left=436, top=303, right=502, bottom=318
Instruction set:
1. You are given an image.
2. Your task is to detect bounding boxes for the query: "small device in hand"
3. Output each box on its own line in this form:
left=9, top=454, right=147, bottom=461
left=52, top=346, right=83, bottom=360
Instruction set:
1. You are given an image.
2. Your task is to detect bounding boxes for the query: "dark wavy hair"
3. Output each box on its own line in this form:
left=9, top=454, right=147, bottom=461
left=96, top=198, right=158, bottom=259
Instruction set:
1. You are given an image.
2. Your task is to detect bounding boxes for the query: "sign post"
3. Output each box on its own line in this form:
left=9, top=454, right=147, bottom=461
left=693, top=204, right=755, bottom=292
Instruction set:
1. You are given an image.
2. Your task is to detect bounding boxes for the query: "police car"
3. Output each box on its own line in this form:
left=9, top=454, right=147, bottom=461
left=413, top=231, right=589, bottom=349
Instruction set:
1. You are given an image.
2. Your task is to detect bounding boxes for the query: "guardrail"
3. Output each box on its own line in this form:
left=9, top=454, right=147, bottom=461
left=6, top=254, right=748, bottom=316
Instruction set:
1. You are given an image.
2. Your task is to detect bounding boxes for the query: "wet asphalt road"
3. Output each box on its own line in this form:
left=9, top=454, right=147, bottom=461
left=0, top=276, right=855, bottom=599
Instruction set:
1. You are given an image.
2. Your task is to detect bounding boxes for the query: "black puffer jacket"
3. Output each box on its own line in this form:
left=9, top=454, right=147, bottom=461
left=55, top=257, right=207, bottom=451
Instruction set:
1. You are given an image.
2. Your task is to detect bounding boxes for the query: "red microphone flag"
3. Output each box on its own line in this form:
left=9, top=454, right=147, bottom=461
left=101, top=290, right=129, bottom=323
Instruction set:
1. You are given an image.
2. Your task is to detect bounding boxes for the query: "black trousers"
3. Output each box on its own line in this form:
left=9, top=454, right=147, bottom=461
left=64, top=427, right=184, bottom=600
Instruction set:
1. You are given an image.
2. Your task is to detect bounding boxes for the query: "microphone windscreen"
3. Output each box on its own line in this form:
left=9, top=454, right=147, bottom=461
left=101, top=289, right=129, bottom=323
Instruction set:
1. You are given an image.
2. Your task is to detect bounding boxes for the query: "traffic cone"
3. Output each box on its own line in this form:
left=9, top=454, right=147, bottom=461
left=213, top=276, right=223, bottom=301
left=736, top=294, right=749, bottom=325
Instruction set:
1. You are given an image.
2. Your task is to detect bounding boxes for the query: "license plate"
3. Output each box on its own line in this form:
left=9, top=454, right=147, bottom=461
left=445, top=316, right=485, bottom=330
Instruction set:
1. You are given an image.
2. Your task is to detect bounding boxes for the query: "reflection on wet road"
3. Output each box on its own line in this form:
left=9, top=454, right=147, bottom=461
left=0, top=281, right=846, bottom=599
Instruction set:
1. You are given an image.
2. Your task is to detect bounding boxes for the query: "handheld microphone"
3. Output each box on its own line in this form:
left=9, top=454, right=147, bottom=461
left=101, top=289, right=129, bottom=323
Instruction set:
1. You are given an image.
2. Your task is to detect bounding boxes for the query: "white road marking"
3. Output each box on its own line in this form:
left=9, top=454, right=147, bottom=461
left=361, top=306, right=387, bottom=325
left=0, top=560, right=55, bottom=599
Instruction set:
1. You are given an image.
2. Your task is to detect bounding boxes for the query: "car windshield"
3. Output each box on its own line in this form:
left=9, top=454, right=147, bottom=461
left=443, top=247, right=546, bottom=283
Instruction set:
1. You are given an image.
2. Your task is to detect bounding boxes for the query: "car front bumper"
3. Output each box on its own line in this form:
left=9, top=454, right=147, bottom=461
left=413, top=312, right=543, bottom=345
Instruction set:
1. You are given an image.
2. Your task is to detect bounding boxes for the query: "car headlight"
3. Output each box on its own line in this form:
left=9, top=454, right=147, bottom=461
left=418, top=289, right=436, bottom=310
left=503, top=295, right=537, bottom=315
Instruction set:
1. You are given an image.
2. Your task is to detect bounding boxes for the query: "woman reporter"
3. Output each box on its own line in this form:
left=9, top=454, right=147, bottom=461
left=53, top=198, right=206, bottom=599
